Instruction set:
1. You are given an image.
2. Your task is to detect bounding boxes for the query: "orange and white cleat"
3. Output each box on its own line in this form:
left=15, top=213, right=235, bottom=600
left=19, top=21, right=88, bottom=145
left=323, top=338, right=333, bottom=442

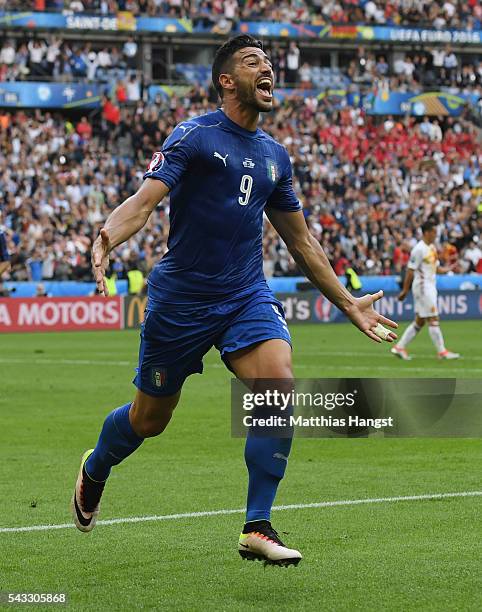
left=390, top=345, right=412, bottom=361
left=238, top=520, right=302, bottom=567
left=438, top=350, right=460, bottom=360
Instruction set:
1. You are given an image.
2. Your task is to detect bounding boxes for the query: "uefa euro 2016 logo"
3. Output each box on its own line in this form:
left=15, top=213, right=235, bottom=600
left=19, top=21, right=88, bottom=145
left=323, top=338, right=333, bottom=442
left=147, top=151, right=165, bottom=173
left=314, top=295, right=337, bottom=322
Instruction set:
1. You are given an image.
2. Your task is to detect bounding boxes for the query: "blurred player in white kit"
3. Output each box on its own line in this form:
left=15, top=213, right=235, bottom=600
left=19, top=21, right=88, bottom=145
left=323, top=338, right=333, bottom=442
left=391, top=220, right=460, bottom=361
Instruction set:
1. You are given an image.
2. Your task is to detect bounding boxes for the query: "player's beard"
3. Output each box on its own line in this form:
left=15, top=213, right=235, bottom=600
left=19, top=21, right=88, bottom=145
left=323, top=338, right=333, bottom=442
left=236, top=77, right=273, bottom=113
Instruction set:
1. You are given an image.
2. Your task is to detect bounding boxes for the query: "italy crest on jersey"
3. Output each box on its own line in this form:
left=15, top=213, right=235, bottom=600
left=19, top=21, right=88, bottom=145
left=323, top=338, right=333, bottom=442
left=266, top=159, right=278, bottom=183
left=151, top=366, right=167, bottom=388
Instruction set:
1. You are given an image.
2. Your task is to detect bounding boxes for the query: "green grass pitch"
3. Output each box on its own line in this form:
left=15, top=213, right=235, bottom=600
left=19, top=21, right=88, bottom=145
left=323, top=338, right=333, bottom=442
left=0, top=320, right=481, bottom=611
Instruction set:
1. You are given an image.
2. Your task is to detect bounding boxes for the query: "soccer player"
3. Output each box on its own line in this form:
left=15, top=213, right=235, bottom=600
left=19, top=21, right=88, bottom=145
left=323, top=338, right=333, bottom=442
left=391, top=220, right=459, bottom=361
left=72, top=35, right=397, bottom=566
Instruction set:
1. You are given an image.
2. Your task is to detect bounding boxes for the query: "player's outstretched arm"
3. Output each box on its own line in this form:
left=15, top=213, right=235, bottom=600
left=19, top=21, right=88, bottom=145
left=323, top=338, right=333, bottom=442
left=266, top=208, right=398, bottom=343
left=92, top=178, right=169, bottom=295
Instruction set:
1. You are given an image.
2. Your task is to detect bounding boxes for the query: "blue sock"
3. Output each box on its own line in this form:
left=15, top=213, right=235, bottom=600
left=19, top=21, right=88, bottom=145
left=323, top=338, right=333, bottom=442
left=244, top=436, right=293, bottom=523
left=85, top=403, right=144, bottom=482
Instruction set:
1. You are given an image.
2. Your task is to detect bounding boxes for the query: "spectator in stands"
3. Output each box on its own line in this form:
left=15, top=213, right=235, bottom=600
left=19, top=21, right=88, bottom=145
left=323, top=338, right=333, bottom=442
left=463, top=238, right=482, bottom=272
left=126, top=73, right=141, bottom=102
left=224, top=0, right=238, bottom=26
left=458, top=64, right=477, bottom=89
left=123, top=36, right=138, bottom=70
left=442, top=45, right=458, bottom=85
left=46, top=36, right=61, bottom=77
left=84, top=51, right=98, bottom=81
left=430, top=120, right=443, bottom=143
left=55, top=50, right=72, bottom=81
left=299, top=62, right=312, bottom=89
left=102, top=96, right=120, bottom=130
left=443, top=1, right=457, bottom=23
left=26, top=249, right=43, bottom=282
left=431, top=47, right=445, bottom=81
left=54, top=255, right=72, bottom=281
left=36, top=283, right=49, bottom=297
left=69, top=47, right=88, bottom=78
left=76, top=116, right=93, bottom=140
left=413, top=53, right=432, bottom=86
left=353, top=46, right=376, bottom=83
left=0, top=40, right=16, bottom=68
left=0, top=279, right=11, bottom=297
left=14, top=43, right=30, bottom=79
left=375, top=55, right=389, bottom=77
left=333, top=248, right=349, bottom=276
left=97, top=47, right=112, bottom=72
left=28, top=40, right=46, bottom=77
left=110, top=46, right=124, bottom=75
left=364, top=0, right=385, bottom=23
left=72, top=253, right=91, bottom=281
left=420, top=116, right=433, bottom=138
left=286, top=41, right=300, bottom=86
left=116, top=80, right=128, bottom=104
left=69, top=0, right=85, bottom=11
left=270, top=43, right=286, bottom=87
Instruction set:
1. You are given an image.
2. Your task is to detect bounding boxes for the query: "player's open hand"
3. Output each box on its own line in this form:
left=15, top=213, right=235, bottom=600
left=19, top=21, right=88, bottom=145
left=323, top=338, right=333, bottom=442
left=91, top=228, right=111, bottom=296
left=346, top=290, right=398, bottom=344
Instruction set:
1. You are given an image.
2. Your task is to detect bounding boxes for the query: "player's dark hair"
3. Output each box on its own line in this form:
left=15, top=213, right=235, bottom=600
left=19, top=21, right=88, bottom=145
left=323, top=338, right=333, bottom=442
left=212, top=35, right=263, bottom=99
left=421, top=220, right=437, bottom=233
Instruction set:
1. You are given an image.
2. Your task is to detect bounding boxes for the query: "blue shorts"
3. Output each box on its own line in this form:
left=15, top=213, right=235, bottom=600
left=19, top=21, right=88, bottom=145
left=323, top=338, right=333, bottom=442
left=0, top=232, right=9, bottom=262
left=133, top=293, right=291, bottom=397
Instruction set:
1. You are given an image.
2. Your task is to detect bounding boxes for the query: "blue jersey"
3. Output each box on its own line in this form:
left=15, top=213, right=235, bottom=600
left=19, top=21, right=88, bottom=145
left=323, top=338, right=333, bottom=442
left=143, top=109, right=300, bottom=306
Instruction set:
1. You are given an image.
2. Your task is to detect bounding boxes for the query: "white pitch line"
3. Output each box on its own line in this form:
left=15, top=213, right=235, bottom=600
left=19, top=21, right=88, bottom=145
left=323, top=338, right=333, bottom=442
left=0, top=491, right=480, bottom=534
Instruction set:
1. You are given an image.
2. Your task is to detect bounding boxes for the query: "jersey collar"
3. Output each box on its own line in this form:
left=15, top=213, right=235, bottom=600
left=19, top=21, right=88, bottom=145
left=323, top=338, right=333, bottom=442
left=216, top=108, right=261, bottom=138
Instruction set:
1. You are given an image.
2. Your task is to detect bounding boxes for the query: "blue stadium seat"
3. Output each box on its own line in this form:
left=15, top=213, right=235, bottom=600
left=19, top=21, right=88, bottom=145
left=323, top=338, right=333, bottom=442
left=175, top=63, right=211, bottom=86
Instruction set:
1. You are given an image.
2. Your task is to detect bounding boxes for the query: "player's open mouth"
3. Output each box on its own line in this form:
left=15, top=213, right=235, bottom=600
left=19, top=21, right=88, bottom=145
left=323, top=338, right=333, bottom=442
left=256, top=78, right=273, bottom=100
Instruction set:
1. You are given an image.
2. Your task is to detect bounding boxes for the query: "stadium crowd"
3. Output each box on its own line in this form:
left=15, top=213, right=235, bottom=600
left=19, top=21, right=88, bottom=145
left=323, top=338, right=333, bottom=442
left=4, top=34, right=482, bottom=94
left=349, top=46, right=482, bottom=91
left=2, top=1, right=482, bottom=28
left=0, top=36, right=139, bottom=83
left=0, top=87, right=481, bottom=285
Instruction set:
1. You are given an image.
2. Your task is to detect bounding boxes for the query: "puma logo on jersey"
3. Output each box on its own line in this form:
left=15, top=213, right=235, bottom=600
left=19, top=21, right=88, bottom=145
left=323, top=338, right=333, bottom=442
left=214, top=151, right=229, bottom=166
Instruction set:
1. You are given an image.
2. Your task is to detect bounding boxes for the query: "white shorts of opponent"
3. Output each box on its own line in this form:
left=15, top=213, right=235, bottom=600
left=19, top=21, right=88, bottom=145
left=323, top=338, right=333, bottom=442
left=413, top=284, right=438, bottom=318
